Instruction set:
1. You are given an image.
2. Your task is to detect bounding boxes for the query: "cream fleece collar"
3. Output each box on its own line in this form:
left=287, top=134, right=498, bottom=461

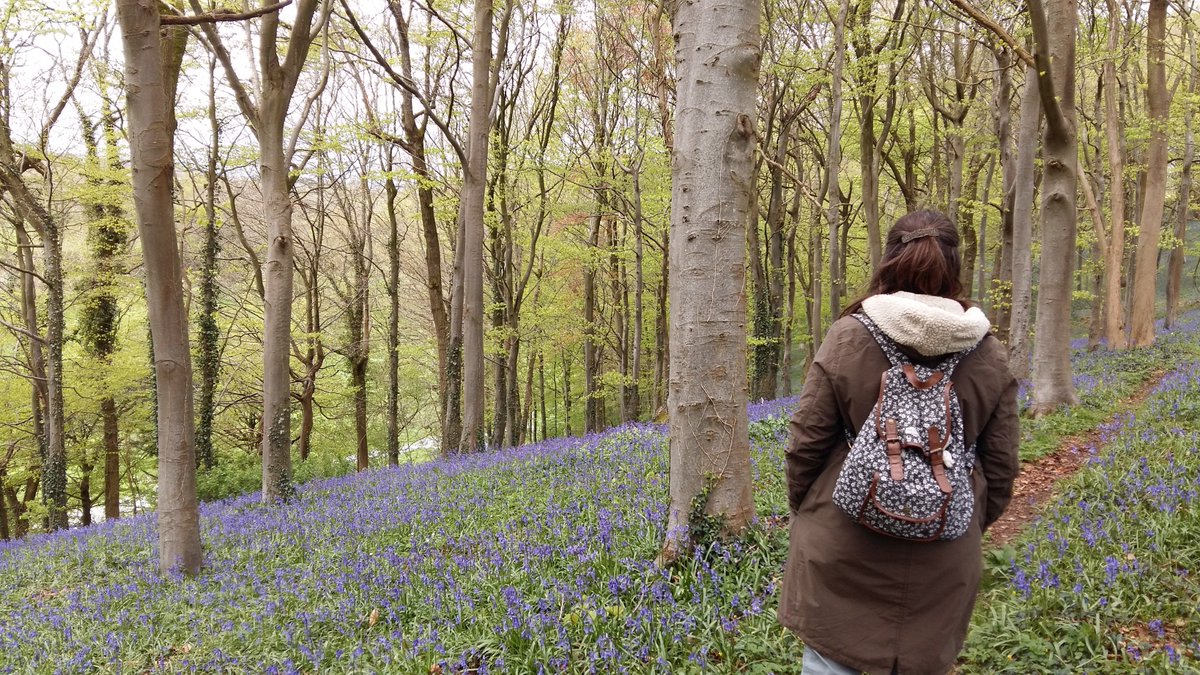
left=860, top=292, right=991, bottom=356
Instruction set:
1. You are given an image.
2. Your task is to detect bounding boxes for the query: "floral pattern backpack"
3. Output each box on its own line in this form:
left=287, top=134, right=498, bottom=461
left=831, top=313, right=981, bottom=541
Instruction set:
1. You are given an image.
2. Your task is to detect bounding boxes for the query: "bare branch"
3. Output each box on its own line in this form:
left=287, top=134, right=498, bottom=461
left=161, top=1, right=292, bottom=25
left=943, top=0, right=1036, bottom=68
left=339, top=0, right=468, bottom=166
left=0, top=258, right=49, bottom=285
left=0, top=318, right=45, bottom=345
left=188, top=0, right=260, bottom=133
left=41, top=15, right=106, bottom=149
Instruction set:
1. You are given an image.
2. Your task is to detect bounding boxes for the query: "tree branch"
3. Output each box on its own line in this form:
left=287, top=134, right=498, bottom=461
left=188, top=0, right=260, bottom=133
left=943, top=0, right=1035, bottom=68
left=0, top=258, right=49, bottom=285
left=161, top=1, right=292, bottom=25
left=1028, top=0, right=1070, bottom=140
left=0, top=318, right=45, bottom=345
left=339, top=0, right=468, bottom=166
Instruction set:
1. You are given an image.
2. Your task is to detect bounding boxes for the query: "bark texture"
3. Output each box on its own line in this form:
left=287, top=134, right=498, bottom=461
left=116, top=0, right=203, bottom=574
left=1029, top=0, right=1080, bottom=412
left=458, top=0, right=494, bottom=451
left=1129, top=0, right=1168, bottom=347
left=662, top=0, right=759, bottom=563
left=1009, top=66, right=1040, bottom=379
left=1102, top=0, right=1127, bottom=349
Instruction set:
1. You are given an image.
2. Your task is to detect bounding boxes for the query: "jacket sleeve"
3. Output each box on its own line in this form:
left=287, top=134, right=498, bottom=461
left=978, top=374, right=1020, bottom=531
left=785, top=338, right=844, bottom=513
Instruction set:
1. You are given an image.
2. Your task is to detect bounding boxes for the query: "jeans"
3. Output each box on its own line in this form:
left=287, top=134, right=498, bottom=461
left=801, top=648, right=862, bottom=675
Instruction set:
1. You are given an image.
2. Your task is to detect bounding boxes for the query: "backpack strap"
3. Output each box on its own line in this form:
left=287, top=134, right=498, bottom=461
left=853, top=312, right=981, bottom=376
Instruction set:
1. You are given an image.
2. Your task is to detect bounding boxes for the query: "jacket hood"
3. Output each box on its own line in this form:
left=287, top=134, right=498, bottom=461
left=860, top=291, right=991, bottom=356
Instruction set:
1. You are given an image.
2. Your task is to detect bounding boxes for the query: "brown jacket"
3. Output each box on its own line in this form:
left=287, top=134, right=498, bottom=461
left=777, top=316, right=1020, bottom=674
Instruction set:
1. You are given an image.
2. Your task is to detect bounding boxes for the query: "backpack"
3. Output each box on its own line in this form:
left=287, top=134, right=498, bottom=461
left=831, top=313, right=980, bottom=541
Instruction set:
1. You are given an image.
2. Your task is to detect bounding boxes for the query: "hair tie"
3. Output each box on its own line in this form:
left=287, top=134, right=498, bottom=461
left=900, top=228, right=939, bottom=243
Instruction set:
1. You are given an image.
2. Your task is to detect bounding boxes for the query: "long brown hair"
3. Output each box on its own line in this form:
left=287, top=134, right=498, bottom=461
left=842, top=210, right=963, bottom=317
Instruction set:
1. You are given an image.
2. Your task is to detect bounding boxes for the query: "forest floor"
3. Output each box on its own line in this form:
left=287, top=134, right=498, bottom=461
left=986, top=369, right=1169, bottom=548
left=3, top=320, right=1200, bottom=673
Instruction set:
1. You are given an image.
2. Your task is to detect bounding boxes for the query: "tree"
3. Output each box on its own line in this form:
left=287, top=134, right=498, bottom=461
left=1167, top=23, right=1197, bottom=330
left=823, top=0, right=850, bottom=320
left=1009, top=63, right=1040, bottom=379
left=115, top=0, right=202, bottom=574
left=195, top=54, right=221, bottom=471
left=0, top=15, right=98, bottom=530
left=459, top=0, right=511, bottom=451
left=661, top=0, right=759, bottom=563
left=77, top=79, right=132, bottom=517
left=1128, top=0, right=1169, bottom=347
left=1100, top=0, right=1128, bottom=349
left=1028, top=0, right=1079, bottom=412
left=192, top=0, right=331, bottom=500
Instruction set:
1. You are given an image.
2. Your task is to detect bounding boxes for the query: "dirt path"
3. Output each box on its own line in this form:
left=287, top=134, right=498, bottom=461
left=984, top=370, right=1167, bottom=548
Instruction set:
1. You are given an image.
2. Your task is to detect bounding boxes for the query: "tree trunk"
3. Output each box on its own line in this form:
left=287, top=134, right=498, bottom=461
left=349, top=188, right=370, bottom=471
left=295, top=262, right=324, bottom=463
left=391, top=4, right=450, bottom=436
left=825, top=0, right=850, bottom=319
left=630, top=166, right=645, bottom=421
left=385, top=165, right=402, bottom=465
left=1029, top=0, right=1080, bottom=412
left=653, top=232, right=669, bottom=413
left=991, top=46, right=1015, bottom=336
left=1129, top=0, right=1169, bottom=347
left=1167, top=38, right=1196, bottom=329
left=259, top=108, right=295, bottom=498
left=444, top=215, right=465, bottom=454
left=0, top=164, right=65, bottom=533
left=562, top=352, right=572, bottom=435
left=960, top=154, right=984, bottom=298
left=116, top=0, right=202, bottom=573
left=859, top=28, right=883, bottom=270
left=297, top=380, right=315, bottom=463
left=80, top=89, right=132, bottom=515
left=196, top=55, right=220, bottom=471
left=584, top=213, right=602, bottom=432
left=459, top=0, right=494, bottom=452
left=42, top=186, right=66, bottom=531
left=1009, top=65, right=1041, bottom=379
left=976, top=156, right=996, bottom=308
left=661, top=0, right=759, bottom=563
left=538, top=353, right=548, bottom=441
left=14, top=221, right=46, bottom=507
left=102, top=396, right=119, bottom=519
left=1102, top=0, right=1128, bottom=349
left=0, top=465, right=8, bottom=540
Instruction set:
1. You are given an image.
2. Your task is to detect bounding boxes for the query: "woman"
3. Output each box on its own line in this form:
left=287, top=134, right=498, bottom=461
left=777, top=210, right=1020, bottom=675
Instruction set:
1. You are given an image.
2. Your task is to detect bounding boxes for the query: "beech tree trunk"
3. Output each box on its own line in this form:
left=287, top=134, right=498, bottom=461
left=1009, top=65, right=1040, bottom=379
left=1029, top=0, right=1080, bottom=412
left=116, top=0, right=202, bottom=573
left=385, top=160, right=402, bottom=465
left=1167, top=37, right=1196, bottom=329
left=824, top=0, right=850, bottom=319
left=458, top=0, right=494, bottom=451
left=1102, top=0, right=1128, bottom=349
left=661, top=0, right=759, bottom=563
left=1129, top=0, right=1169, bottom=347
left=194, top=0, right=325, bottom=498
left=584, top=212, right=602, bottom=432
left=391, top=3, right=450, bottom=438
left=991, top=47, right=1015, bottom=341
